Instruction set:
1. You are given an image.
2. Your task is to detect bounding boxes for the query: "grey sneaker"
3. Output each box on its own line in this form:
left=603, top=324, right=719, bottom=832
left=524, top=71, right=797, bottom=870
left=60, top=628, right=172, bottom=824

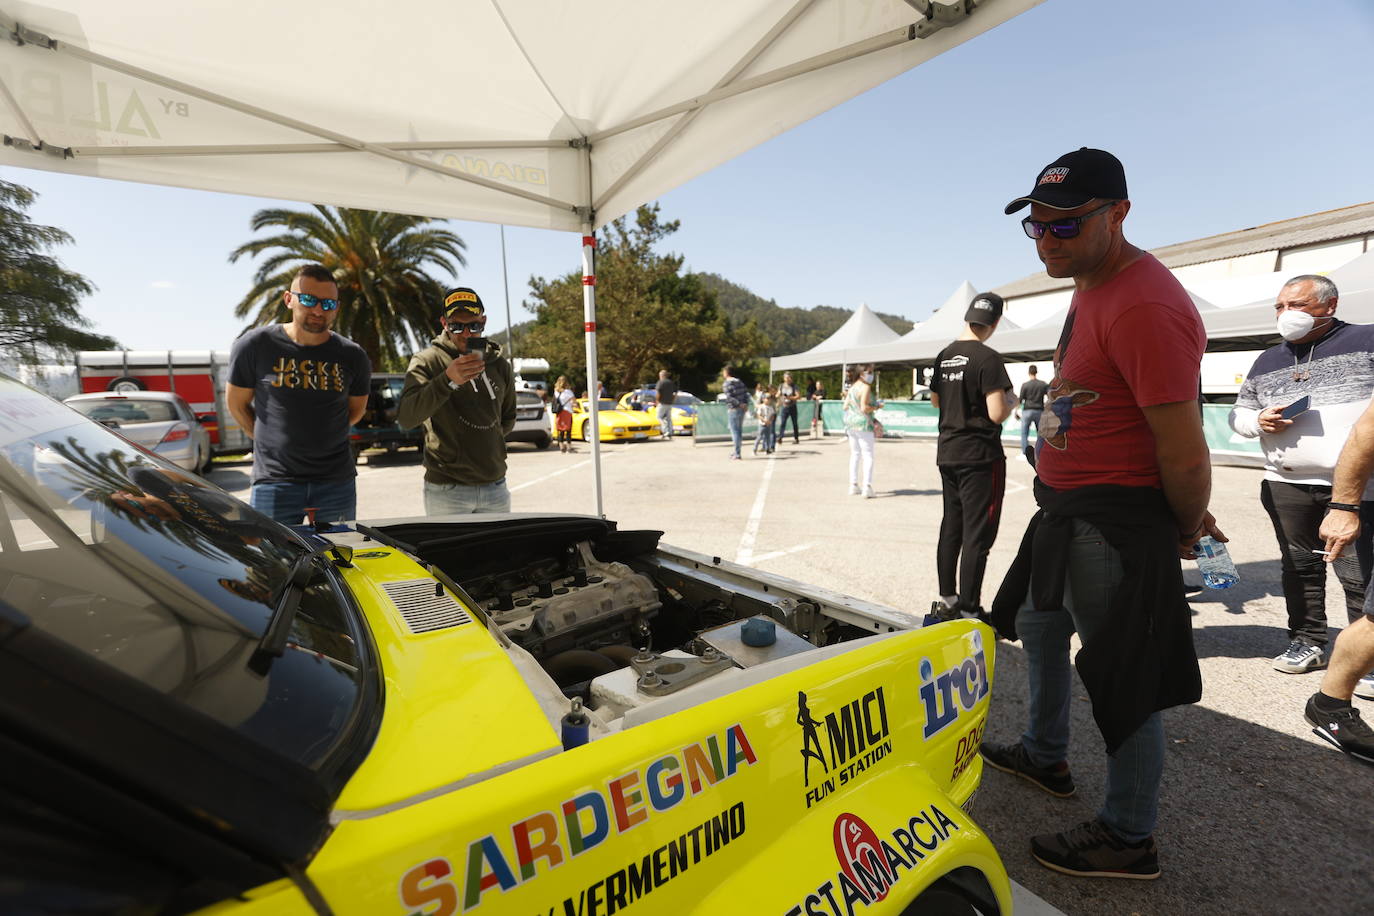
left=1273, top=640, right=1325, bottom=673
left=1355, top=674, right=1374, bottom=701
left=1031, top=819, right=1160, bottom=880
left=979, top=740, right=1075, bottom=797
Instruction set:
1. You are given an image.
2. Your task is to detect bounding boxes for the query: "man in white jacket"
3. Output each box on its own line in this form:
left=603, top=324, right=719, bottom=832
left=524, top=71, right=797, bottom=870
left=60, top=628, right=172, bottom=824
left=1229, top=274, right=1374, bottom=697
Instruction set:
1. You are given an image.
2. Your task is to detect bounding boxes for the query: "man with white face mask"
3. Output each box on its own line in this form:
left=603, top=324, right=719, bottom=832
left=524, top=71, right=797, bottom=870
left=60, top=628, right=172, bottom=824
left=1229, top=275, right=1374, bottom=695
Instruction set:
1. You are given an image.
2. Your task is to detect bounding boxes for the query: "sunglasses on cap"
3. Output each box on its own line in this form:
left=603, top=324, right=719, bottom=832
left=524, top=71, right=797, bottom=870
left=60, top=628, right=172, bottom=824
left=287, top=290, right=340, bottom=311
left=1021, top=201, right=1115, bottom=240
left=446, top=320, right=485, bottom=334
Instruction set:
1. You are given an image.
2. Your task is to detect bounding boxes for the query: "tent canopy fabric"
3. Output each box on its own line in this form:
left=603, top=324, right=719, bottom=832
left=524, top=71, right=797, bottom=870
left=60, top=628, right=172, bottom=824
left=769, top=302, right=902, bottom=371
left=0, top=0, right=1040, bottom=232
left=830, top=280, right=1023, bottom=367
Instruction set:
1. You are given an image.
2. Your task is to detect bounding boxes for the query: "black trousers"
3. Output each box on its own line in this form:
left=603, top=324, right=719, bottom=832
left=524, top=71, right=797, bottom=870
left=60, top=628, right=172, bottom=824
left=778, top=403, right=800, bottom=443
left=1260, top=479, right=1374, bottom=646
left=937, top=460, right=1006, bottom=612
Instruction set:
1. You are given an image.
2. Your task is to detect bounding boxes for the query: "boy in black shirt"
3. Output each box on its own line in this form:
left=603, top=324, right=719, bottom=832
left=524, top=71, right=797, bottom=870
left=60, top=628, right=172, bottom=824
left=930, top=293, right=1015, bottom=618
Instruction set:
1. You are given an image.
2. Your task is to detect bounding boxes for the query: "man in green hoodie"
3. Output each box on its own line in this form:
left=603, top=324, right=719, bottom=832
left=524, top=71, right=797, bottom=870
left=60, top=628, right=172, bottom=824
left=398, top=287, right=517, bottom=514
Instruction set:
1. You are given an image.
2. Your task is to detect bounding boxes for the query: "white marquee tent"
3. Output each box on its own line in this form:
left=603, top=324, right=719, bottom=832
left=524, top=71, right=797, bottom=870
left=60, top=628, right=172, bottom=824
left=0, top=0, right=1043, bottom=513
left=769, top=301, right=902, bottom=371
left=840, top=279, right=1025, bottom=366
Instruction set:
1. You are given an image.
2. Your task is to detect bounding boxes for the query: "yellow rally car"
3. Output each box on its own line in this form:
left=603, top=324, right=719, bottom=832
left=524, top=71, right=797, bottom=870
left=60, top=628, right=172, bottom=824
left=0, top=373, right=1009, bottom=916
left=615, top=390, right=702, bottom=437
left=557, top=398, right=662, bottom=443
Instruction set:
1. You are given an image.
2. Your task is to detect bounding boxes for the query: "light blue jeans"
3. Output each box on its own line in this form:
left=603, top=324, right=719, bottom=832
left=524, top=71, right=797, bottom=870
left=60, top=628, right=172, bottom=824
left=423, top=478, right=511, bottom=515
left=250, top=478, right=356, bottom=526
left=1017, top=517, right=1165, bottom=843
left=727, top=407, right=746, bottom=457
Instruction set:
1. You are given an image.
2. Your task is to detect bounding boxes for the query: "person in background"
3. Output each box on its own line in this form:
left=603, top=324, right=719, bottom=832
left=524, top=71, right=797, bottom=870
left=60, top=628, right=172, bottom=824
left=755, top=388, right=777, bottom=455
left=722, top=365, right=750, bottom=460
left=1311, top=393, right=1374, bottom=761
left=842, top=364, right=880, bottom=497
left=810, top=378, right=827, bottom=439
left=982, top=147, right=1219, bottom=880
left=552, top=375, right=576, bottom=453
left=778, top=372, right=801, bottom=445
left=1228, top=275, right=1374, bottom=693
left=655, top=369, right=677, bottom=439
left=931, top=292, right=1014, bottom=619
left=226, top=263, right=370, bottom=525
left=1017, top=364, right=1049, bottom=462
left=397, top=287, right=516, bottom=514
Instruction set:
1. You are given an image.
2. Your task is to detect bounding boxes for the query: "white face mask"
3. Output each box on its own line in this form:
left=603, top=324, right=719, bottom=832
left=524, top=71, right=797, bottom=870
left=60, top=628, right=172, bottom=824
left=1277, top=310, right=1330, bottom=342
left=861, top=372, right=874, bottom=384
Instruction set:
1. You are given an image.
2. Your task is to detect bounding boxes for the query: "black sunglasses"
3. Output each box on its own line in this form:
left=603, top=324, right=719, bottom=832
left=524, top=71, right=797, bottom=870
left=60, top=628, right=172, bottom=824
left=1021, top=201, right=1115, bottom=240
left=446, top=320, right=485, bottom=334
left=287, top=291, right=339, bottom=311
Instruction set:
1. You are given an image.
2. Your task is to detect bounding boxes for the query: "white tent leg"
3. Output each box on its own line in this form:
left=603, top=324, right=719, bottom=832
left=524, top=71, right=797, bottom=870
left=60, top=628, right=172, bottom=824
left=581, top=225, right=604, bottom=518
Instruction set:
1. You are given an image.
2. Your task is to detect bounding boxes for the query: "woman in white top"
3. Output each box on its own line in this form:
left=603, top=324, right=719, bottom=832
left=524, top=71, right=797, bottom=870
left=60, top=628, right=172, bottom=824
left=553, top=376, right=576, bottom=453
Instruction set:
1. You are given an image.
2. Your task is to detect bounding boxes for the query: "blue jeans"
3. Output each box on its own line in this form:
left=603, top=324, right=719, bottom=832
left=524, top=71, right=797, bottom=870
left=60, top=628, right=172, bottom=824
left=423, top=478, right=511, bottom=515
left=250, top=478, right=356, bottom=526
left=727, top=407, right=746, bottom=457
left=1016, top=518, right=1165, bottom=843
left=1020, top=408, right=1042, bottom=453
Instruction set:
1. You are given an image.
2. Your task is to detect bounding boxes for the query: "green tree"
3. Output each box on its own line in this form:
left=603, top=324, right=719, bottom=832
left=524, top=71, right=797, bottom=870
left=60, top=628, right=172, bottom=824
left=523, top=204, right=767, bottom=393
left=229, top=205, right=466, bottom=368
left=0, top=179, right=114, bottom=360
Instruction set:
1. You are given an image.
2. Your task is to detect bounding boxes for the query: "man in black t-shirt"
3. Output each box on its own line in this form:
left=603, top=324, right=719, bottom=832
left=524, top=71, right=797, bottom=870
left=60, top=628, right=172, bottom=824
left=226, top=264, right=371, bottom=525
left=930, top=292, right=1015, bottom=619
left=654, top=370, right=677, bottom=438
left=1016, top=364, right=1049, bottom=461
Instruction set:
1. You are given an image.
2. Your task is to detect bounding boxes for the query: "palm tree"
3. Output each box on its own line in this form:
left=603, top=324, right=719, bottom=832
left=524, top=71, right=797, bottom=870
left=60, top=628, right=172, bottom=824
left=229, top=206, right=466, bottom=367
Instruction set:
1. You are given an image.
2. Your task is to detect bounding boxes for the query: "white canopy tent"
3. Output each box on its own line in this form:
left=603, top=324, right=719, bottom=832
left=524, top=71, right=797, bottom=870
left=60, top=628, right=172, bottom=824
left=1202, top=248, right=1374, bottom=349
left=769, top=302, right=902, bottom=371
left=989, top=287, right=1220, bottom=362
left=0, top=0, right=1042, bottom=514
left=842, top=279, right=1024, bottom=366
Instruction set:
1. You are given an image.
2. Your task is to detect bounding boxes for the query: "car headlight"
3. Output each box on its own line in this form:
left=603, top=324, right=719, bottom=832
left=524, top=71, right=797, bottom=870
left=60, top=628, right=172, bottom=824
left=613, top=427, right=625, bottom=434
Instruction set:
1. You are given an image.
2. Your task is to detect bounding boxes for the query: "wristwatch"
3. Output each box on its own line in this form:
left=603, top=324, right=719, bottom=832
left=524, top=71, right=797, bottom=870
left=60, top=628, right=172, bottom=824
left=447, top=379, right=461, bottom=390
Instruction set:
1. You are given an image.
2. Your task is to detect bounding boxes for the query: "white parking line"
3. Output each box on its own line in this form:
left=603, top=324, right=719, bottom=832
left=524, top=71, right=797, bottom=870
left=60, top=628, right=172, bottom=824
left=734, top=454, right=776, bottom=565
left=509, top=449, right=617, bottom=493
left=746, top=542, right=816, bottom=565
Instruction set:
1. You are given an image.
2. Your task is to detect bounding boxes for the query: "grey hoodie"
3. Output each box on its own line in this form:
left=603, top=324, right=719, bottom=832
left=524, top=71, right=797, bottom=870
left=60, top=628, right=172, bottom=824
left=397, top=332, right=516, bottom=486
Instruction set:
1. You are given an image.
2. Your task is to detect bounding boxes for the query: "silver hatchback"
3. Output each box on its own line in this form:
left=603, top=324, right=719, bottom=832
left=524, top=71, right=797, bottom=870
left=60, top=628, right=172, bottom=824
left=63, top=391, right=213, bottom=474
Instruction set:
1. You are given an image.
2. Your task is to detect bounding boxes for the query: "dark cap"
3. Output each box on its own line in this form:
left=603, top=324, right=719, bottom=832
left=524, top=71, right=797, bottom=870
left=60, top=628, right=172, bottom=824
left=1004, top=148, right=1127, bottom=214
left=443, top=287, right=484, bottom=318
left=964, top=292, right=1004, bottom=326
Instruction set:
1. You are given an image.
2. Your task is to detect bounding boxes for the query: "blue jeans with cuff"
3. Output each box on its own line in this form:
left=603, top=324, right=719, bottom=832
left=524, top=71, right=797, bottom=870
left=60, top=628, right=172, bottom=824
left=423, top=478, right=511, bottom=515
left=250, top=478, right=357, bottom=526
left=1016, top=517, right=1165, bottom=844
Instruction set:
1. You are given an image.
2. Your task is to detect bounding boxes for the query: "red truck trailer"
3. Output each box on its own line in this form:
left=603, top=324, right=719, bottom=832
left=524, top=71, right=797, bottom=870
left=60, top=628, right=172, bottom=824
left=74, top=350, right=252, bottom=455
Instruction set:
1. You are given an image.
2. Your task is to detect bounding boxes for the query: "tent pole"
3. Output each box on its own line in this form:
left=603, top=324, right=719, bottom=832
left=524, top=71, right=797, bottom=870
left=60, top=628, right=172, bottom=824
left=581, top=224, right=604, bottom=518
left=500, top=225, right=514, bottom=365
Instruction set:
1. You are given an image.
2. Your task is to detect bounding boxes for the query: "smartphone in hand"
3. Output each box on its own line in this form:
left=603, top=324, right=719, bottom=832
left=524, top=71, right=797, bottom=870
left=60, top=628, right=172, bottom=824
left=1281, top=395, right=1312, bottom=421
left=465, top=337, right=490, bottom=360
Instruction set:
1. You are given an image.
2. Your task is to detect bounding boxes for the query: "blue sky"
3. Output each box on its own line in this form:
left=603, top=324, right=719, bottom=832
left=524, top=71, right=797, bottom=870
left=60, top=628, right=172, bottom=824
left=3, top=0, right=1373, bottom=353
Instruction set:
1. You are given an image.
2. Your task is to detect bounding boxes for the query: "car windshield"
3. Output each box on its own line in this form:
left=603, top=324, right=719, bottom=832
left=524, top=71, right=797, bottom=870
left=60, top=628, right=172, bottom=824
left=592, top=399, right=617, bottom=410
left=674, top=394, right=702, bottom=406
left=67, top=397, right=179, bottom=423
left=0, top=377, right=370, bottom=770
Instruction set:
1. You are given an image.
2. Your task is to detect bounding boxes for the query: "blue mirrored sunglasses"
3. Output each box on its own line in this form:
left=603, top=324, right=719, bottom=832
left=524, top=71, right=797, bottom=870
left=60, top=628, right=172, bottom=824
left=289, top=291, right=339, bottom=311
left=1021, top=201, right=1115, bottom=240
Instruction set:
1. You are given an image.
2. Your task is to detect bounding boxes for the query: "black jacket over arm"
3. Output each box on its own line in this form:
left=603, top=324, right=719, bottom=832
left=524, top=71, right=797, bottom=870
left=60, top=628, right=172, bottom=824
left=991, top=480, right=1202, bottom=754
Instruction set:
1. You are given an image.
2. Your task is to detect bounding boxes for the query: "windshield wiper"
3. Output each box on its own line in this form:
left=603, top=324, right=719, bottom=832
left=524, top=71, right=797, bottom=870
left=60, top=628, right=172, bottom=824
left=249, top=543, right=354, bottom=676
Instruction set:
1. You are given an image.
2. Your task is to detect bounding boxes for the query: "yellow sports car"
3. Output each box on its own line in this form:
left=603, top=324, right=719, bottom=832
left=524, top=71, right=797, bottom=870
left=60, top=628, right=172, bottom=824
left=559, top=397, right=662, bottom=442
left=616, top=390, right=701, bottom=436
left=1, top=373, right=1011, bottom=916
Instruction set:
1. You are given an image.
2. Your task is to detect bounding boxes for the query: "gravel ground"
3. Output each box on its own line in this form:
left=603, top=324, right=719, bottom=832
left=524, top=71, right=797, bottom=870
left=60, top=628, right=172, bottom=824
left=210, top=434, right=1374, bottom=915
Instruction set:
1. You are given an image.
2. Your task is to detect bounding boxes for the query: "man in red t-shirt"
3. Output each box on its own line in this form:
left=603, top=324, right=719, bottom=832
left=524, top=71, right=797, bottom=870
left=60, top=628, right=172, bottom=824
left=979, top=148, right=1224, bottom=880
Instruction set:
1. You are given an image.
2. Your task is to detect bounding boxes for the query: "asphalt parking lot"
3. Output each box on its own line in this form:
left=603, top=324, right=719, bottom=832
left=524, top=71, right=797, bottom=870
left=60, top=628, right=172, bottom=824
left=209, top=434, right=1374, bottom=915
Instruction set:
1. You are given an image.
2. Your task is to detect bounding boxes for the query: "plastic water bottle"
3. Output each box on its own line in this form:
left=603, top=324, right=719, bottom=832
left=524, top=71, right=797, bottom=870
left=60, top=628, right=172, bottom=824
left=1194, top=536, right=1239, bottom=589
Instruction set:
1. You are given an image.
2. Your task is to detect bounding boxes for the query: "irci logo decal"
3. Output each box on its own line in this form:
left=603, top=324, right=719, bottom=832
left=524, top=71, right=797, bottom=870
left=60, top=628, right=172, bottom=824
left=918, top=631, right=989, bottom=739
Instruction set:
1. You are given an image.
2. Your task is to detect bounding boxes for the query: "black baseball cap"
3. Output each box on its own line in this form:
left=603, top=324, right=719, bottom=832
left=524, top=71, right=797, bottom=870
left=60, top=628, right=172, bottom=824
left=443, top=287, right=484, bottom=318
left=1004, top=148, right=1128, bottom=214
left=964, top=292, right=1004, bottom=326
